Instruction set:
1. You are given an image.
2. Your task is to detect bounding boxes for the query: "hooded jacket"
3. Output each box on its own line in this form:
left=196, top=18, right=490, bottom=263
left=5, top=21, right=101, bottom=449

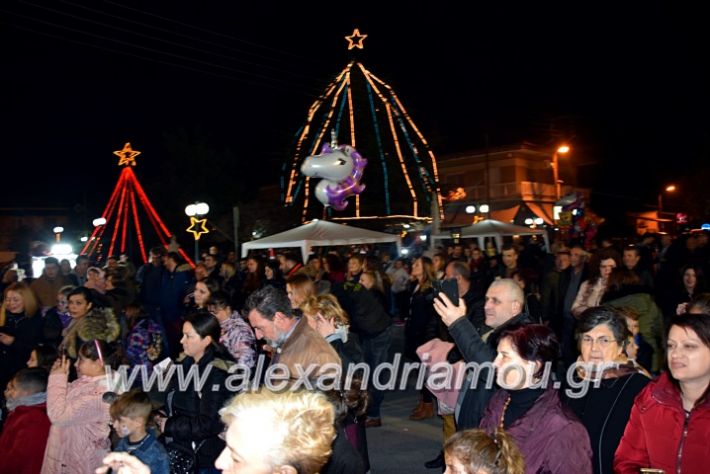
left=61, top=306, right=121, bottom=359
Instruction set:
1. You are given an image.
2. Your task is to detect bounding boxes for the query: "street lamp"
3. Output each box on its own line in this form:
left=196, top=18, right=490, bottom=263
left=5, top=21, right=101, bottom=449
left=657, top=184, right=676, bottom=214
left=52, top=226, right=64, bottom=242
left=551, top=144, right=570, bottom=201
left=185, top=202, right=210, bottom=262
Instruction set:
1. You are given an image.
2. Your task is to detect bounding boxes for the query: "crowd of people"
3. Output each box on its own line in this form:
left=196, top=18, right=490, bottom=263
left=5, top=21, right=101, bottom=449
left=0, top=230, right=708, bottom=474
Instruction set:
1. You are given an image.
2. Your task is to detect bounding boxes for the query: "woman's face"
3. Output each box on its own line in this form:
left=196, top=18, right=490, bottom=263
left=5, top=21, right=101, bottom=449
left=194, top=282, right=211, bottom=307
left=579, top=323, right=622, bottom=365
left=5, top=290, right=24, bottom=314
left=27, top=350, right=38, bottom=368
left=443, top=452, right=468, bottom=474
left=181, top=322, right=211, bottom=361
left=68, top=294, right=92, bottom=319
left=493, top=337, right=538, bottom=390
left=286, top=283, right=302, bottom=309
left=599, top=258, right=616, bottom=279
left=247, top=259, right=258, bottom=274
left=625, top=317, right=640, bottom=336
left=668, top=325, right=710, bottom=385
left=264, top=266, right=274, bottom=280
left=684, top=269, right=698, bottom=291
left=411, top=258, right=423, bottom=279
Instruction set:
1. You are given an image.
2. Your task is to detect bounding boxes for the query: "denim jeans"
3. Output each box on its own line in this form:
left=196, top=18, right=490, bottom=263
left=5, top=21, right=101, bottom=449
left=361, top=325, right=393, bottom=418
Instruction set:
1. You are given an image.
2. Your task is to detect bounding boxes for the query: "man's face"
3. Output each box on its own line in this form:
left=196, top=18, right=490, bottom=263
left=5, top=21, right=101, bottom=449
left=623, top=250, right=640, bottom=269
left=472, top=249, right=482, bottom=260
left=205, top=255, right=217, bottom=270
left=44, top=263, right=59, bottom=279
left=75, top=259, right=89, bottom=275
left=150, top=252, right=162, bottom=266
left=3, top=378, right=30, bottom=403
left=452, top=245, right=463, bottom=257
left=194, top=265, right=208, bottom=281
left=502, top=249, right=517, bottom=269
left=484, top=284, right=520, bottom=328
left=555, top=253, right=571, bottom=271
left=570, top=248, right=586, bottom=268
left=248, top=310, right=286, bottom=348
left=444, top=263, right=458, bottom=281
left=215, top=413, right=273, bottom=474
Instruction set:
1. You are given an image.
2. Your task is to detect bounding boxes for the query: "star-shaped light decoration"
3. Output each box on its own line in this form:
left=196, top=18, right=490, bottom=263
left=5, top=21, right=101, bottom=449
left=114, top=142, right=141, bottom=166
left=345, top=28, right=367, bottom=50
left=186, top=217, right=209, bottom=240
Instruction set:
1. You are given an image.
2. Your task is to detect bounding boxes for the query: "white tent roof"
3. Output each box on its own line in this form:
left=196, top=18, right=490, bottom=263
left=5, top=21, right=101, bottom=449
left=431, top=219, right=548, bottom=252
left=241, top=220, right=401, bottom=262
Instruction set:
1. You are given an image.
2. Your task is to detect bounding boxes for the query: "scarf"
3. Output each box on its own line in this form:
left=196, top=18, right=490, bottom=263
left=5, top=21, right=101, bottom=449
left=6, top=391, right=47, bottom=412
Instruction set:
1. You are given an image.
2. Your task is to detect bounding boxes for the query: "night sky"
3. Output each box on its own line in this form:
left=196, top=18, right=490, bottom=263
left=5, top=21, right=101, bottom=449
left=2, top=1, right=708, bottom=225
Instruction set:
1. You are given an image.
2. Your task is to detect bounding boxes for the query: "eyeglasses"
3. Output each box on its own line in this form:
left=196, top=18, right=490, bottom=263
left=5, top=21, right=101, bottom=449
left=580, top=336, right=617, bottom=348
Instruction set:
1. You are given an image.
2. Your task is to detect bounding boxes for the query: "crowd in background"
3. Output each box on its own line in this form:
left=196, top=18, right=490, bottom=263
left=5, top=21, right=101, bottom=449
left=0, top=229, right=709, bottom=474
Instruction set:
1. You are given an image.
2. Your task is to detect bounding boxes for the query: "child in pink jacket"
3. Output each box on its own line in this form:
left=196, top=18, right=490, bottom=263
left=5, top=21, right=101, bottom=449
left=41, top=341, right=112, bottom=474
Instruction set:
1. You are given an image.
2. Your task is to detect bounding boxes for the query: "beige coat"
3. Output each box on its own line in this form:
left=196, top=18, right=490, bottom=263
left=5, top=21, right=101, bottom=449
left=276, top=318, right=342, bottom=380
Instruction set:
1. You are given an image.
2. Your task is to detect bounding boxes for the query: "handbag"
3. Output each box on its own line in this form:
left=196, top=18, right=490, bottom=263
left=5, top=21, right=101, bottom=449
left=166, top=440, right=205, bottom=474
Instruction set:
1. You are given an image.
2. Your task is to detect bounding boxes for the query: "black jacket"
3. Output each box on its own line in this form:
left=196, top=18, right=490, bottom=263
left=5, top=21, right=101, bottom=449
left=0, top=311, right=43, bottom=389
left=163, top=347, right=232, bottom=469
left=449, top=311, right=535, bottom=430
left=332, top=282, right=391, bottom=338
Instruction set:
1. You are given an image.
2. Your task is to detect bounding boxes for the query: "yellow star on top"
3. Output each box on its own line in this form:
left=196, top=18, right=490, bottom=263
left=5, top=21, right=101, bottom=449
left=345, top=28, right=368, bottom=50
left=186, top=217, right=209, bottom=240
left=114, top=142, right=141, bottom=166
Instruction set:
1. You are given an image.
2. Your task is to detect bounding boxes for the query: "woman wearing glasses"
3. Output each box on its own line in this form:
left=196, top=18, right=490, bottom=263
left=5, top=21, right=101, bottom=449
left=562, top=306, right=649, bottom=474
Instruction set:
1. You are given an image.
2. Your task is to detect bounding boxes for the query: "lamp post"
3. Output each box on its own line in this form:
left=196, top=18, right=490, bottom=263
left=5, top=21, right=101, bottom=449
left=657, top=184, right=676, bottom=214
left=551, top=145, right=570, bottom=201
left=185, top=202, right=210, bottom=263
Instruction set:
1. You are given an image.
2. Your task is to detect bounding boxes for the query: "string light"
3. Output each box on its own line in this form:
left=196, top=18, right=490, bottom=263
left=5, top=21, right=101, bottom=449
left=186, top=217, right=209, bottom=240
left=344, top=28, right=368, bottom=50
left=81, top=144, right=194, bottom=267
left=113, top=142, right=141, bottom=166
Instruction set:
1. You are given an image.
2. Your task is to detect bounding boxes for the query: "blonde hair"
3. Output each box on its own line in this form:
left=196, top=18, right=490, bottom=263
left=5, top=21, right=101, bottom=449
left=0, top=282, right=39, bottom=326
left=220, top=390, right=336, bottom=474
left=301, top=294, right=350, bottom=327
left=444, top=429, right=524, bottom=474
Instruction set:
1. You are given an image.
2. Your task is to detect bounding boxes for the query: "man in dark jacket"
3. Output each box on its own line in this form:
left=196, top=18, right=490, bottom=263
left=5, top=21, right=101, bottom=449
left=433, top=278, right=534, bottom=430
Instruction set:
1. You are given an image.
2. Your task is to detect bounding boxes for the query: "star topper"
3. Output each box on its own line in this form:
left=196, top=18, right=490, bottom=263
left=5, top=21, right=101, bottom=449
left=345, top=28, right=367, bottom=50
left=186, top=217, right=209, bottom=240
left=114, top=142, right=141, bottom=166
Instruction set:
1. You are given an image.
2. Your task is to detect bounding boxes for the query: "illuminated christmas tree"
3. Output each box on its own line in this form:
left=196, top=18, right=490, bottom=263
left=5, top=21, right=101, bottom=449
left=80, top=143, right=194, bottom=265
left=282, top=29, right=444, bottom=222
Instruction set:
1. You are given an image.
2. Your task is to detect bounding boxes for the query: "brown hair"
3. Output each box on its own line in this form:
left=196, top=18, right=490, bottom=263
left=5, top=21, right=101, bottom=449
left=443, top=429, right=524, bottom=474
left=110, top=389, right=153, bottom=423
left=301, top=294, right=350, bottom=328
left=286, top=273, right=315, bottom=308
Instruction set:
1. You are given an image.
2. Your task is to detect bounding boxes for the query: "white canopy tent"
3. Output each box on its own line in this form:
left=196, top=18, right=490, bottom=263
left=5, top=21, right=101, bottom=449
left=241, top=219, right=402, bottom=262
left=431, top=219, right=549, bottom=253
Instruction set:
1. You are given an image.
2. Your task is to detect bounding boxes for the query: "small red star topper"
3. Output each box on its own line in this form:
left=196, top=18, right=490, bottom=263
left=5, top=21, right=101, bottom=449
left=345, top=28, right=368, bottom=50
left=186, top=217, right=209, bottom=240
left=114, top=142, right=141, bottom=166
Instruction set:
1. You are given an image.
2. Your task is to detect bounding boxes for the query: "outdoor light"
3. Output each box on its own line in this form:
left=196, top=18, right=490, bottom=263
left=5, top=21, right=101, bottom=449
left=80, top=236, right=88, bottom=242
left=572, top=209, right=579, bottom=216
left=403, top=223, right=411, bottom=229
left=525, top=218, right=534, bottom=225
left=53, top=226, right=64, bottom=233
left=702, top=223, right=710, bottom=231
left=419, top=235, right=428, bottom=242
left=195, top=202, right=210, bottom=216
left=534, top=217, right=544, bottom=225
left=93, top=217, right=107, bottom=227
left=557, top=145, right=570, bottom=154
left=185, top=201, right=210, bottom=262
left=400, top=248, right=410, bottom=256
left=465, top=205, right=476, bottom=214
left=185, top=204, right=197, bottom=217
left=51, top=243, right=73, bottom=255
left=479, top=204, right=490, bottom=213
left=252, top=231, right=257, bottom=237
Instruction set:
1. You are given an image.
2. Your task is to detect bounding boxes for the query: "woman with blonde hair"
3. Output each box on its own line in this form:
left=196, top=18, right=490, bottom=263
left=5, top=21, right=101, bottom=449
left=444, top=429, right=524, bottom=474
left=286, top=273, right=316, bottom=310
left=0, top=282, right=43, bottom=390
left=301, top=294, right=362, bottom=367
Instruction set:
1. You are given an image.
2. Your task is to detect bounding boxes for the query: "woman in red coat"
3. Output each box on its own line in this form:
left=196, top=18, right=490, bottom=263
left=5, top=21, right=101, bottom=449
left=615, top=313, right=710, bottom=473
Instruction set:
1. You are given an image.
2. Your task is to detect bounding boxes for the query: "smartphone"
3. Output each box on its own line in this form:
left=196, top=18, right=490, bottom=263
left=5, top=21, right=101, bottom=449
left=434, top=279, right=459, bottom=306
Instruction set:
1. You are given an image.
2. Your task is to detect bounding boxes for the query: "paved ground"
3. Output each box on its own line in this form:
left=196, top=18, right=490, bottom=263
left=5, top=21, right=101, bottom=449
left=365, top=324, right=444, bottom=473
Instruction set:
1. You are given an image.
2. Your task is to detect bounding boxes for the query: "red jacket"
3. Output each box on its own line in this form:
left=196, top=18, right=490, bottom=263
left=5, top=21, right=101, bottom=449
left=0, top=403, right=51, bottom=474
left=614, top=372, right=710, bottom=474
